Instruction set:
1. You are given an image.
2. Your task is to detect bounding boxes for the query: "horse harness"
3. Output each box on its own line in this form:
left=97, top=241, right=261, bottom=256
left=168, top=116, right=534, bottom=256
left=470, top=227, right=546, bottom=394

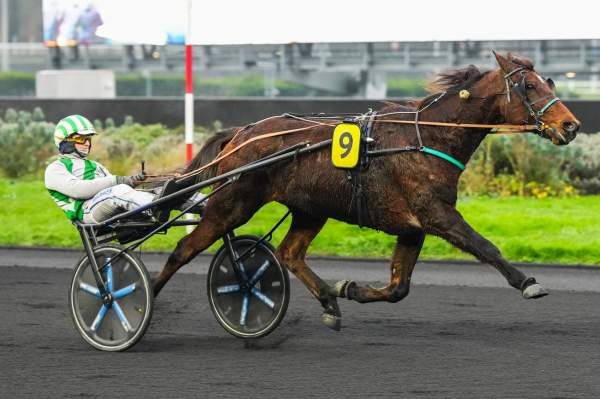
left=174, top=74, right=556, bottom=225
left=341, top=104, right=468, bottom=227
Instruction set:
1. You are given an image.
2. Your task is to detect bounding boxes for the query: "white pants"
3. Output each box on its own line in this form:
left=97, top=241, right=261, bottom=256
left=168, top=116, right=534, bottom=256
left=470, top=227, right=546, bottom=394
left=81, top=184, right=206, bottom=223
left=82, top=184, right=154, bottom=223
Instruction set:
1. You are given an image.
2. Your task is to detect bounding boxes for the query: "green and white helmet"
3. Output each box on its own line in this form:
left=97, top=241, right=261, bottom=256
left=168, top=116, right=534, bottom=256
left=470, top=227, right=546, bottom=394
left=53, top=114, right=96, bottom=148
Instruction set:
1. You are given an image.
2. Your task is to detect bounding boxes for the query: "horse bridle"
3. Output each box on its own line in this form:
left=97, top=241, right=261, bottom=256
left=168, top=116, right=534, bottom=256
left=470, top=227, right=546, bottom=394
left=503, top=66, right=561, bottom=133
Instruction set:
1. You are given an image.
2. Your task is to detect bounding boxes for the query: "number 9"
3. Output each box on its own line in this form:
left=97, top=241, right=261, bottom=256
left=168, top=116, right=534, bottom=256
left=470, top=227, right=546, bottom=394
left=339, top=132, right=353, bottom=158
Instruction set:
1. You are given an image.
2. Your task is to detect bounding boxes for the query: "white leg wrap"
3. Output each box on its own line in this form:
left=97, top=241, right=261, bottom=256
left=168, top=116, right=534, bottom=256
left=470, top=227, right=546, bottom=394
left=332, top=280, right=351, bottom=297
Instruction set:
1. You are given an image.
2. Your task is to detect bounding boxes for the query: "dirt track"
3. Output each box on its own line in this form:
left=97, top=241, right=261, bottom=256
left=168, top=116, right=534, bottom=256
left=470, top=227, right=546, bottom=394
left=2, top=260, right=600, bottom=398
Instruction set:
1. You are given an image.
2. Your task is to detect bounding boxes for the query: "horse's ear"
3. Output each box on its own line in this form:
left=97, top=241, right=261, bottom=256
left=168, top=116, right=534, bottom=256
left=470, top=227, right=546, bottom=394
left=492, top=50, right=512, bottom=72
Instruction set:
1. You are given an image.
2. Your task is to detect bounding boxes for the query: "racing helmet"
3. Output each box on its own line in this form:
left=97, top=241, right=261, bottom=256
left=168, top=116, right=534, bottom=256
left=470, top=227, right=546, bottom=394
left=53, top=115, right=96, bottom=155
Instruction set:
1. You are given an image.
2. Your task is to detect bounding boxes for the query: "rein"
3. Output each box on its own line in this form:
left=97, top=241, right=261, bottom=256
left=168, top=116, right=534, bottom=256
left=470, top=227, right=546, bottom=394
left=175, top=123, right=337, bottom=182
left=176, top=77, right=551, bottom=181
left=372, top=119, right=537, bottom=131
left=176, top=114, right=539, bottom=182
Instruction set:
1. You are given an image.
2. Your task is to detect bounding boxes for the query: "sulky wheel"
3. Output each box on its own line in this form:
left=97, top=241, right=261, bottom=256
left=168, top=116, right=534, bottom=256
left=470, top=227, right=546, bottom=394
left=69, top=244, right=153, bottom=351
left=207, top=235, right=290, bottom=339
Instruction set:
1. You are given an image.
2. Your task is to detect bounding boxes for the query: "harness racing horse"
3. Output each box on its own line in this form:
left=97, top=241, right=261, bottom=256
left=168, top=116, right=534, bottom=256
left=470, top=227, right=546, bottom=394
left=154, top=52, right=580, bottom=330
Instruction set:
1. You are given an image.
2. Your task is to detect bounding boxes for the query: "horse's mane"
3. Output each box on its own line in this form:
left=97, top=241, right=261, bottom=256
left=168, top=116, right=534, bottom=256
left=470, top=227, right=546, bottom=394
left=426, top=64, right=489, bottom=94
left=377, top=66, right=489, bottom=114
left=426, top=53, right=533, bottom=95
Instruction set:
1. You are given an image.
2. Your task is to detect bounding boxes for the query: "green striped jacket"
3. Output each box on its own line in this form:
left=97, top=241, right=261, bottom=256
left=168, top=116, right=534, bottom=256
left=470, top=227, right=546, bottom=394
left=44, top=155, right=116, bottom=220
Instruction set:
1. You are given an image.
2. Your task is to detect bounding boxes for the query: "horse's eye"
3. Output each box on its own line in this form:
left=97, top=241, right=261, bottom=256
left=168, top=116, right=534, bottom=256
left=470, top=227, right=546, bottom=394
left=525, top=83, right=535, bottom=90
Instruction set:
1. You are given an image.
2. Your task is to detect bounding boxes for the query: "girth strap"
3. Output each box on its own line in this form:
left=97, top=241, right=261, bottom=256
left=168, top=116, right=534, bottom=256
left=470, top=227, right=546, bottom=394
left=348, top=111, right=377, bottom=228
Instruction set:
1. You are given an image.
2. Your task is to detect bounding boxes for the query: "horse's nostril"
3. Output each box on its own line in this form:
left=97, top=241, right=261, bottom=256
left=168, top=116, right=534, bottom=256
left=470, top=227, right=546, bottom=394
left=562, top=120, right=580, bottom=134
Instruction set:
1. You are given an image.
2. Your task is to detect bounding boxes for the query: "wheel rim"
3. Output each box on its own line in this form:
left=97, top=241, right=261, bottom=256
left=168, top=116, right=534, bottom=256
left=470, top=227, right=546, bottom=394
left=70, top=247, right=152, bottom=350
left=209, top=238, right=288, bottom=337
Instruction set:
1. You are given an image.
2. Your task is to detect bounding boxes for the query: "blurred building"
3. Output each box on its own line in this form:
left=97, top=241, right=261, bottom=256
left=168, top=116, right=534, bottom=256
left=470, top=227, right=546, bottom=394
left=0, top=0, right=598, bottom=99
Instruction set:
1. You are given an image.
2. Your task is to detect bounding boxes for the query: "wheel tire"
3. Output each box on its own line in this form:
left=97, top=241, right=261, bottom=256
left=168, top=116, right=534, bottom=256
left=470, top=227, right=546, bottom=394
left=69, top=244, right=153, bottom=351
left=207, top=235, right=289, bottom=339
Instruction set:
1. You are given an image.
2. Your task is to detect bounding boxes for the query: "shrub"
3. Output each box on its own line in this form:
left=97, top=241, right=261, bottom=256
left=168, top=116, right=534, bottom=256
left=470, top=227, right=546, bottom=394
left=459, top=134, right=580, bottom=197
left=92, top=117, right=216, bottom=175
left=568, top=133, right=600, bottom=194
left=0, top=108, right=219, bottom=178
left=0, top=108, right=55, bottom=178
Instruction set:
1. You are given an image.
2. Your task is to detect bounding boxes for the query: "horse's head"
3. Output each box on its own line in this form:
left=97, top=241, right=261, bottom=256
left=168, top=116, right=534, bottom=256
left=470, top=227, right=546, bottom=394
left=491, top=51, right=580, bottom=145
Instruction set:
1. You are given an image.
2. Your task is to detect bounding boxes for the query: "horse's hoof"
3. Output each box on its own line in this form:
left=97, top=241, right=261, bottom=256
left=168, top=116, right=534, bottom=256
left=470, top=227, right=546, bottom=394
left=522, top=283, right=549, bottom=299
left=332, top=280, right=352, bottom=298
left=321, top=312, right=342, bottom=331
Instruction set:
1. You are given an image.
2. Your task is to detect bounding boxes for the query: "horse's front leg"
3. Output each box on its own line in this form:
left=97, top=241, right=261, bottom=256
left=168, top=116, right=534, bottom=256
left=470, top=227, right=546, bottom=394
left=333, top=231, right=425, bottom=303
left=423, top=204, right=547, bottom=299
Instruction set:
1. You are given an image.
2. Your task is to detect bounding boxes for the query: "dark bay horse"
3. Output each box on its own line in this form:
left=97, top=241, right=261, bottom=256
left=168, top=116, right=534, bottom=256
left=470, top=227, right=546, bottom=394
left=154, top=52, right=580, bottom=330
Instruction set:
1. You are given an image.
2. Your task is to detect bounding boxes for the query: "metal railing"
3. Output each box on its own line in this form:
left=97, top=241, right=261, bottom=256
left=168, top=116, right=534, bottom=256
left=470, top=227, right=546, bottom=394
left=1, top=40, right=599, bottom=74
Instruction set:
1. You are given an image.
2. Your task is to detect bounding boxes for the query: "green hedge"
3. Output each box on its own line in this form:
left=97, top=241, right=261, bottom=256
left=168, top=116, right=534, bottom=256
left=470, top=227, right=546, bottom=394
left=0, top=72, right=324, bottom=97
left=0, top=71, right=36, bottom=96
left=386, top=79, right=428, bottom=98
left=0, top=72, right=429, bottom=98
left=117, top=74, right=330, bottom=97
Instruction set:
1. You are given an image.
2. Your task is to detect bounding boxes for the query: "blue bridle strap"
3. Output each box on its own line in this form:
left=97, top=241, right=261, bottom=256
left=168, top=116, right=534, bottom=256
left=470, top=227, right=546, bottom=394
left=537, top=97, right=560, bottom=117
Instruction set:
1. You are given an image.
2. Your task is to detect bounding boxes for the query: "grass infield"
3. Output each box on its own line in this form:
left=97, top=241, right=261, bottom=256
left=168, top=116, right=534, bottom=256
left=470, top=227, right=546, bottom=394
left=2, top=179, right=599, bottom=265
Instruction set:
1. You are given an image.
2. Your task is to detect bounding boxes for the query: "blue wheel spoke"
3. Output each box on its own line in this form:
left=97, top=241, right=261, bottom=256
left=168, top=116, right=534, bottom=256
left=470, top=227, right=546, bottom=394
left=251, top=287, right=275, bottom=309
left=79, top=282, right=101, bottom=297
left=236, top=262, right=249, bottom=282
left=216, top=284, right=241, bottom=294
left=90, top=304, right=109, bottom=332
left=112, top=300, right=133, bottom=333
left=248, top=260, right=270, bottom=286
left=240, top=294, right=250, bottom=326
left=112, top=283, right=137, bottom=299
left=105, top=259, right=113, bottom=293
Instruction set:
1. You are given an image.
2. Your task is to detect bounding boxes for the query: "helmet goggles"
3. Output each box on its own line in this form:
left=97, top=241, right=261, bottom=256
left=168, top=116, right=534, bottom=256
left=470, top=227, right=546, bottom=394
left=65, top=135, right=92, bottom=145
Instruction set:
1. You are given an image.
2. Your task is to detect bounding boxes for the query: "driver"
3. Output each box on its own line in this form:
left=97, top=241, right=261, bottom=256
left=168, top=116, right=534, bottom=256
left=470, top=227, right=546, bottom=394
left=45, top=114, right=204, bottom=223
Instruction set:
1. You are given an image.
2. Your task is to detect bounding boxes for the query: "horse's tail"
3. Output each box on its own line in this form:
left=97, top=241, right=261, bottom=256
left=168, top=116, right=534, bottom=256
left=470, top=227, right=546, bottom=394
left=181, top=127, right=239, bottom=185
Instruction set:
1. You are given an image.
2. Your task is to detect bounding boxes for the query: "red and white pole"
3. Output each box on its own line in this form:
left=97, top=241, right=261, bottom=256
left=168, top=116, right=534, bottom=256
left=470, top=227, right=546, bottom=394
left=185, top=0, right=194, bottom=231
left=184, top=0, right=194, bottom=165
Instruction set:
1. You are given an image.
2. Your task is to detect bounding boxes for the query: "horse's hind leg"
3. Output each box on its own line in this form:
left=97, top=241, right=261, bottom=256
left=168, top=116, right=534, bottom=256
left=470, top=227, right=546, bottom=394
left=152, top=186, right=262, bottom=296
left=276, top=211, right=344, bottom=330
left=334, top=231, right=425, bottom=303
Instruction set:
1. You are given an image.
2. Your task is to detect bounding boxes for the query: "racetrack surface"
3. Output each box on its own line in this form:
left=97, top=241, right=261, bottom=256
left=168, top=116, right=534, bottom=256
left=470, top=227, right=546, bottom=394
left=2, top=249, right=600, bottom=398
